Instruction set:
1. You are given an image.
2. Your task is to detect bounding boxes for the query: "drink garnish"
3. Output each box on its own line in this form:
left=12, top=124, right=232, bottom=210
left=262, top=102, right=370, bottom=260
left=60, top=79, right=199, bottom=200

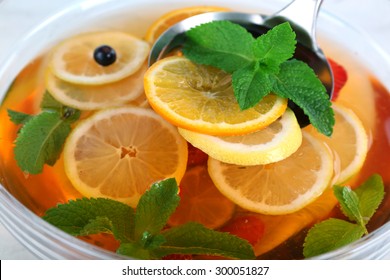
left=303, top=174, right=385, bottom=258
left=183, top=21, right=334, bottom=136
left=43, top=178, right=255, bottom=260
left=8, top=92, right=80, bottom=174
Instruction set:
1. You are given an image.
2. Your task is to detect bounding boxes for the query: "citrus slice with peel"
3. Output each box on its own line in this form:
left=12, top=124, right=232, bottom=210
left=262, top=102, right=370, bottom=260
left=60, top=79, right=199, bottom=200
left=168, top=165, right=235, bottom=229
left=63, top=107, right=188, bottom=207
left=144, top=56, right=287, bottom=136
left=178, top=108, right=302, bottom=166
left=207, top=131, right=334, bottom=215
left=145, top=6, right=230, bottom=43
left=305, top=103, right=368, bottom=184
left=50, top=31, right=150, bottom=85
left=46, top=63, right=147, bottom=110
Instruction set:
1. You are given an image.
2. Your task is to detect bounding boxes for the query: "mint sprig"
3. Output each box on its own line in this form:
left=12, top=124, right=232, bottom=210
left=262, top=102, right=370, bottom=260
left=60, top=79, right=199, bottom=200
left=303, top=174, right=385, bottom=258
left=8, top=92, right=80, bottom=174
left=43, top=178, right=255, bottom=260
left=183, top=21, right=334, bottom=136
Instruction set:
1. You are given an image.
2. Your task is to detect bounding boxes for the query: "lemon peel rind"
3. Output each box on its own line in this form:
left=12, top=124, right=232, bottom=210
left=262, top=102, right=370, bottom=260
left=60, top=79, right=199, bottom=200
left=63, top=106, right=188, bottom=207
left=178, top=109, right=302, bottom=165
left=207, top=131, right=334, bottom=215
left=50, top=31, right=150, bottom=85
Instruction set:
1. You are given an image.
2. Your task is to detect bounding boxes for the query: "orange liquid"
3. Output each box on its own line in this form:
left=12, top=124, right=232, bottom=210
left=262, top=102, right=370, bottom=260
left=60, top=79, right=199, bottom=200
left=1, top=53, right=390, bottom=259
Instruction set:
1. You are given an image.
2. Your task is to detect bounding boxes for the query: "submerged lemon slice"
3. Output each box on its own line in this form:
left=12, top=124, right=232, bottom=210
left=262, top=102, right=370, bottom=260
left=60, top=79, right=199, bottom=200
left=168, top=165, right=235, bottom=229
left=306, top=103, right=368, bottom=184
left=208, top=131, right=334, bottom=215
left=46, top=64, right=147, bottom=110
left=145, top=6, right=230, bottom=43
left=50, top=31, right=150, bottom=85
left=144, top=56, right=287, bottom=136
left=63, top=107, right=188, bottom=207
left=178, top=109, right=302, bottom=165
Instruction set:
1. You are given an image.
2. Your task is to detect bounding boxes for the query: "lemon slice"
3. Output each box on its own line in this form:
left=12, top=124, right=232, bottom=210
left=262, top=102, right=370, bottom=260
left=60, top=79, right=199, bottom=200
left=46, top=63, right=147, bottom=110
left=50, top=31, right=150, bottom=85
left=63, top=107, right=188, bottom=207
left=144, top=56, right=287, bottom=136
left=145, top=6, right=229, bottom=43
left=208, top=131, right=334, bottom=215
left=178, top=109, right=302, bottom=165
left=306, top=103, right=368, bottom=184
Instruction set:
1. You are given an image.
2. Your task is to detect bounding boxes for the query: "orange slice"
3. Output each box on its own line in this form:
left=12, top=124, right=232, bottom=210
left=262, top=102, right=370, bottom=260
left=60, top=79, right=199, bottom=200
left=63, top=107, right=188, bottom=207
left=144, top=56, right=287, bottom=136
left=145, top=6, right=230, bottom=43
left=168, top=165, right=235, bottom=229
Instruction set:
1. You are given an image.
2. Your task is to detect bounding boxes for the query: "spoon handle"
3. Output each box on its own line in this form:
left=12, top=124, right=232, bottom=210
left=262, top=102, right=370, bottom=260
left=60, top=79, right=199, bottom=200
left=264, top=0, right=323, bottom=50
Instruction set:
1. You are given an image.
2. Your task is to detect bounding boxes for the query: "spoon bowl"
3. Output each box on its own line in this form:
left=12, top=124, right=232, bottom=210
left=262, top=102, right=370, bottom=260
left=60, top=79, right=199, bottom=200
left=148, top=0, right=334, bottom=126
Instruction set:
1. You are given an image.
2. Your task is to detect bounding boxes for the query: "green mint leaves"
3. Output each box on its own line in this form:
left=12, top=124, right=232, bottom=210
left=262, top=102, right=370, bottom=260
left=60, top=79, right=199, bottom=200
left=183, top=21, right=334, bottom=136
left=43, top=178, right=255, bottom=260
left=303, top=174, right=385, bottom=258
left=8, top=92, right=80, bottom=174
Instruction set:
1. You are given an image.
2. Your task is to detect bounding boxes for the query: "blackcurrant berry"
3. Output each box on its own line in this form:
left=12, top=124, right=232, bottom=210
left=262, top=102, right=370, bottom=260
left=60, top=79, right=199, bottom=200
left=93, top=45, right=117, bottom=66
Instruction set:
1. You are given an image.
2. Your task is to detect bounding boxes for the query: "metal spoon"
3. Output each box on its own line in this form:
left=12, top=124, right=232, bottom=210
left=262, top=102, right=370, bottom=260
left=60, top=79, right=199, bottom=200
left=148, top=0, right=334, bottom=124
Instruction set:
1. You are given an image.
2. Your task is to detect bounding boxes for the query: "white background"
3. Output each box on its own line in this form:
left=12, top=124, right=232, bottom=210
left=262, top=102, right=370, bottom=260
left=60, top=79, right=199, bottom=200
left=0, top=0, right=390, bottom=259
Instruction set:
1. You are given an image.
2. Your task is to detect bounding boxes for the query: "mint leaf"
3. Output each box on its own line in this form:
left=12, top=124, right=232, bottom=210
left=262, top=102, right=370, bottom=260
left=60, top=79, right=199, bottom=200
left=40, top=91, right=64, bottom=111
left=153, top=222, right=255, bottom=260
left=134, top=178, right=179, bottom=240
left=183, top=20, right=255, bottom=73
left=333, top=185, right=364, bottom=227
left=183, top=21, right=334, bottom=135
left=272, top=59, right=334, bottom=136
left=354, top=174, right=385, bottom=223
left=253, top=22, right=296, bottom=70
left=232, top=62, right=274, bottom=109
left=117, top=242, right=151, bottom=260
left=43, top=198, right=135, bottom=243
left=303, top=218, right=366, bottom=258
left=7, top=109, right=32, bottom=125
left=14, top=109, right=79, bottom=174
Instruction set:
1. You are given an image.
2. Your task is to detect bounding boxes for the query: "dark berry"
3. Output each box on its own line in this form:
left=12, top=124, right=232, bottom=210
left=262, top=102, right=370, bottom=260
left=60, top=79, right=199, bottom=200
left=93, top=45, right=117, bottom=66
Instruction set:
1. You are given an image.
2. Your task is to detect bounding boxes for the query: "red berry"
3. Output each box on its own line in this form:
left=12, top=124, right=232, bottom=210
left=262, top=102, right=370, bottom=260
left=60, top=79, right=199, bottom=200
left=187, top=143, right=208, bottom=167
left=328, top=58, right=348, bottom=101
left=220, top=215, right=265, bottom=246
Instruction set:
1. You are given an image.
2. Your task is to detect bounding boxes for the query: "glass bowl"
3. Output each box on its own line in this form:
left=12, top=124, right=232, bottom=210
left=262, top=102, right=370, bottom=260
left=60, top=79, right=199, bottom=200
left=0, top=0, right=390, bottom=259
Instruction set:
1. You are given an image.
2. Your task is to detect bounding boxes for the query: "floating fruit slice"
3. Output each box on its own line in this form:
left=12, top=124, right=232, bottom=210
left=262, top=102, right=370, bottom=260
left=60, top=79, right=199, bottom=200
left=208, top=131, right=334, bottom=215
left=144, top=56, right=287, bottom=136
left=50, top=31, right=149, bottom=85
left=45, top=64, right=147, bottom=110
left=63, top=107, right=188, bottom=207
left=145, top=6, right=230, bottom=43
left=306, top=103, right=368, bottom=184
left=168, top=165, right=235, bottom=229
left=178, top=108, right=302, bottom=166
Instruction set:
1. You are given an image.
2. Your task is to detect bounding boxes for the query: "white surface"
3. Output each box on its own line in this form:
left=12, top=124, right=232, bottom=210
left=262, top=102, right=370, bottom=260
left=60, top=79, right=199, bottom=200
left=0, top=0, right=390, bottom=260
